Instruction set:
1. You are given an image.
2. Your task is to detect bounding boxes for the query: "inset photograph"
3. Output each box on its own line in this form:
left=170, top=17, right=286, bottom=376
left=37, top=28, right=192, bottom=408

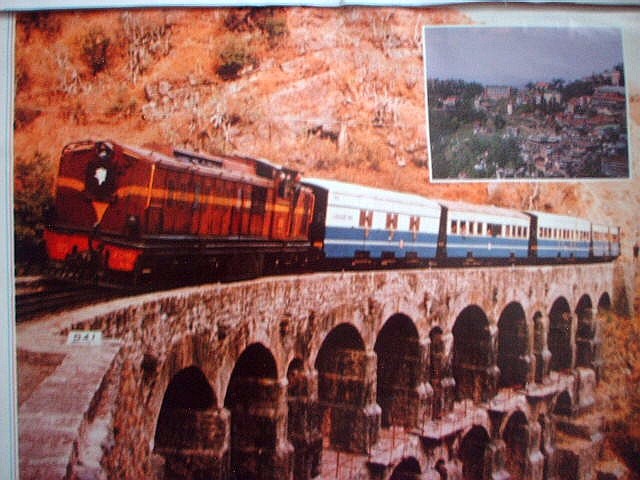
left=423, top=26, right=629, bottom=181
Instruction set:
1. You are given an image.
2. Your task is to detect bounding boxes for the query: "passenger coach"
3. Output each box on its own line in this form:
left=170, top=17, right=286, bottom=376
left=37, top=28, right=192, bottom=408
left=527, top=211, right=591, bottom=260
left=440, top=201, right=531, bottom=263
left=304, top=178, right=444, bottom=267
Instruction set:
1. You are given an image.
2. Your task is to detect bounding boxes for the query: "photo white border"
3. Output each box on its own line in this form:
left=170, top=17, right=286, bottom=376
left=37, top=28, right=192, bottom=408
left=1, top=12, right=17, bottom=480
left=2, top=4, right=639, bottom=480
left=3, top=0, right=640, bottom=11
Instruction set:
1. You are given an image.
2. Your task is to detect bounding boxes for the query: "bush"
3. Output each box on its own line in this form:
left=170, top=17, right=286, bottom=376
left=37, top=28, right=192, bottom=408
left=17, top=12, right=61, bottom=39
left=217, top=39, right=257, bottom=81
left=14, top=152, right=55, bottom=270
left=255, top=11, right=288, bottom=46
left=82, top=28, right=111, bottom=75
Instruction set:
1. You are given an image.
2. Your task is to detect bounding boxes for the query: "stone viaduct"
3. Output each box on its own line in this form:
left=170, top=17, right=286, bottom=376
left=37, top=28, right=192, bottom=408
left=17, top=262, right=622, bottom=480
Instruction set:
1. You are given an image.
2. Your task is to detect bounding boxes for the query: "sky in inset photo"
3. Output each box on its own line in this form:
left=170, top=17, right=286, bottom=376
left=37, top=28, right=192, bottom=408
left=424, top=26, right=624, bottom=88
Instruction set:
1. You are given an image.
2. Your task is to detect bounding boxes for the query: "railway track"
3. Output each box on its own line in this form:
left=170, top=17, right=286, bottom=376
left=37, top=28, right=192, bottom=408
left=15, top=277, right=123, bottom=322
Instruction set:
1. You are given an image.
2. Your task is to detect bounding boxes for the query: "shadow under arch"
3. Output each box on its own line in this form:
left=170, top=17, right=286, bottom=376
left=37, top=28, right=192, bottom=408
left=497, top=302, right=530, bottom=389
left=224, top=343, right=285, bottom=480
left=503, top=410, right=529, bottom=479
left=154, top=365, right=228, bottom=480
left=315, top=322, right=379, bottom=453
left=390, top=456, right=422, bottom=480
left=453, top=305, right=497, bottom=402
left=374, top=313, right=421, bottom=428
left=548, top=297, right=573, bottom=372
left=460, top=425, right=491, bottom=480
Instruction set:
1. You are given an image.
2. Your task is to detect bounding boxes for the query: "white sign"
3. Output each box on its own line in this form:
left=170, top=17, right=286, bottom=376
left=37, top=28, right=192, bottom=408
left=66, top=330, right=103, bottom=346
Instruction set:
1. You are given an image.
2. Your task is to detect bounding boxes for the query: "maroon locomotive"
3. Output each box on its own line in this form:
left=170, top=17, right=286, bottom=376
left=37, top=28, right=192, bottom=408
left=44, top=140, right=316, bottom=286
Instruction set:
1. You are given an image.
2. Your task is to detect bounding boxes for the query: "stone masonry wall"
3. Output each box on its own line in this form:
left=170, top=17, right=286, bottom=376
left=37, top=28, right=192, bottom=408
left=18, top=263, right=622, bottom=479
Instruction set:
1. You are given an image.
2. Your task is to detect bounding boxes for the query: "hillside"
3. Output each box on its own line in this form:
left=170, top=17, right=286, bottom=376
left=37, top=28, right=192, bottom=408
left=11, top=6, right=640, bottom=475
left=14, top=8, right=639, bottom=232
left=14, top=7, right=640, bottom=304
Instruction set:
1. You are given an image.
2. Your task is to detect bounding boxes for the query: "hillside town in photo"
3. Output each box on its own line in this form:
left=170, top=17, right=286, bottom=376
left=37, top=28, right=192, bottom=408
left=424, top=26, right=629, bottom=181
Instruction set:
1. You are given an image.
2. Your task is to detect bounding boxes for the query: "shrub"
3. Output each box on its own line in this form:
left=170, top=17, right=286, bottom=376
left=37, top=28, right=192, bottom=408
left=255, top=11, right=288, bottom=46
left=14, top=152, right=54, bottom=270
left=82, top=28, right=111, bottom=75
left=107, top=89, right=138, bottom=118
left=217, top=39, right=257, bottom=81
left=17, top=12, right=61, bottom=39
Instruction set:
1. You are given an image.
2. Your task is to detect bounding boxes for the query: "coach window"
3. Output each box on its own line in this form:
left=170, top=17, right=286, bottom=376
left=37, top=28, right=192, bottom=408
left=469, top=221, right=476, bottom=236
left=359, top=210, right=373, bottom=229
left=386, top=213, right=398, bottom=239
left=410, top=216, right=420, bottom=240
left=460, top=221, right=467, bottom=235
left=451, top=220, right=458, bottom=234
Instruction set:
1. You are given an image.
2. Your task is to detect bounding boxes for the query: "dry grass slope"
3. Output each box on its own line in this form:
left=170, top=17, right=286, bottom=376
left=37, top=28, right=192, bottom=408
left=13, top=8, right=640, bottom=474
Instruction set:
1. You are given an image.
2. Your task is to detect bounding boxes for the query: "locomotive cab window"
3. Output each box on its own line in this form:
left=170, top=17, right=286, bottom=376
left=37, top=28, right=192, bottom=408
left=278, top=173, right=292, bottom=199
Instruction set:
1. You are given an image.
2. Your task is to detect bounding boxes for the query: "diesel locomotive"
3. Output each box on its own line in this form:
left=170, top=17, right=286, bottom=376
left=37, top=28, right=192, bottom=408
left=44, top=140, right=316, bottom=286
left=43, top=140, right=621, bottom=288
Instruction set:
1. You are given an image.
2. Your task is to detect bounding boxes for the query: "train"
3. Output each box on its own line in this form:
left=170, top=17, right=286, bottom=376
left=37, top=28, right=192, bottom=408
left=43, top=140, right=621, bottom=288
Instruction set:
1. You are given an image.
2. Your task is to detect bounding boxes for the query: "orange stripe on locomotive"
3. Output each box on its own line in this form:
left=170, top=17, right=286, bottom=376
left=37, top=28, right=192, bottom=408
left=45, top=141, right=315, bottom=276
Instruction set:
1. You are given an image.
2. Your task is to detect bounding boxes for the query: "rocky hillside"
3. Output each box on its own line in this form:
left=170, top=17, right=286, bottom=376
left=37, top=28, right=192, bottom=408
left=12, top=6, right=640, bottom=475
left=13, top=7, right=639, bottom=260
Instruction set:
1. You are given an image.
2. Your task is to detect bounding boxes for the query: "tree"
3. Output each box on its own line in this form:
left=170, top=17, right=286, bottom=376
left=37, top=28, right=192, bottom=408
left=14, top=152, right=54, bottom=269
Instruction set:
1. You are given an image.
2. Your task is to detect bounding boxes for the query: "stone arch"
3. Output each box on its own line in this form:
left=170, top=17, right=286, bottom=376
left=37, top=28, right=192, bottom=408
left=598, top=292, right=612, bottom=312
left=548, top=297, right=574, bottom=372
left=389, top=457, right=422, bottom=480
left=460, top=425, right=491, bottom=480
left=154, top=366, right=228, bottom=480
left=315, top=323, right=379, bottom=452
left=224, top=343, right=289, bottom=480
left=503, top=410, right=529, bottom=479
left=497, top=302, right=530, bottom=388
left=575, top=295, right=598, bottom=369
left=553, top=390, right=573, bottom=417
left=453, top=305, right=497, bottom=402
left=287, top=358, right=322, bottom=480
left=374, top=314, right=422, bottom=428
